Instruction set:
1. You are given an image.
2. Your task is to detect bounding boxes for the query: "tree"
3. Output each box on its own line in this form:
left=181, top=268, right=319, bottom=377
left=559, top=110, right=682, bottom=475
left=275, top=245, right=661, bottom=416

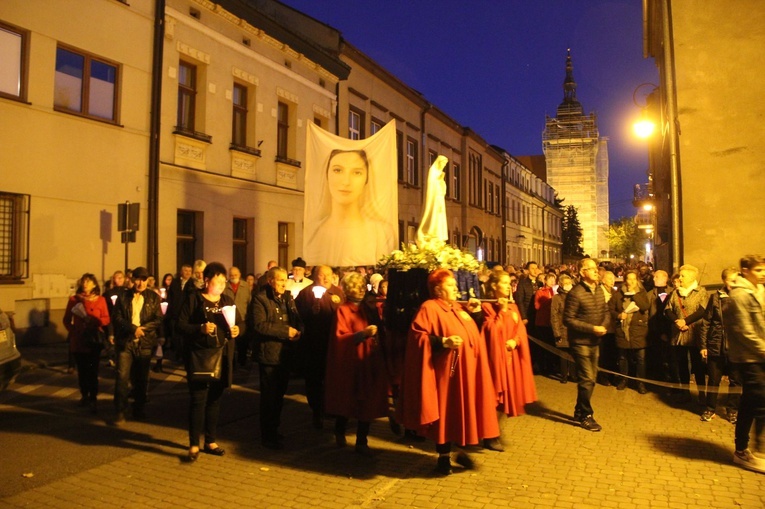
left=562, top=205, right=584, bottom=258
left=608, top=216, right=646, bottom=262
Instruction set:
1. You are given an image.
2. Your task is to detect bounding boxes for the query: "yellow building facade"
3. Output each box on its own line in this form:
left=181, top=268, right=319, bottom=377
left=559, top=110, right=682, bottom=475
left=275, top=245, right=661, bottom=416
left=1, top=0, right=562, bottom=340
left=644, top=0, right=765, bottom=278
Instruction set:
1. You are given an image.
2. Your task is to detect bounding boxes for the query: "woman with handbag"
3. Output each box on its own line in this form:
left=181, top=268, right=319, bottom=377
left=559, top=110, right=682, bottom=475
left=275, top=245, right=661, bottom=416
left=177, top=262, right=241, bottom=462
left=63, top=273, right=110, bottom=413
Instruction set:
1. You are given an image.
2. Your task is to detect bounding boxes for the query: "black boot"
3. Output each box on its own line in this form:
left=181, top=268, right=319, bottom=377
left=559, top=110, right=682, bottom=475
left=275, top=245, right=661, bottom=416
left=436, top=455, right=452, bottom=475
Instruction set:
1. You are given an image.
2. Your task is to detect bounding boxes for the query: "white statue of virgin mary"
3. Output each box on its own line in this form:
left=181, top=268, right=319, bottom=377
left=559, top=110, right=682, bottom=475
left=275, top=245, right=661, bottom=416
left=416, top=155, right=449, bottom=247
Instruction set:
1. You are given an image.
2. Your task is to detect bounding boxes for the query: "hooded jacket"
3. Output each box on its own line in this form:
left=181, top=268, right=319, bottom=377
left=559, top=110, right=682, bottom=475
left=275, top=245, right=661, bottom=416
left=722, top=276, right=765, bottom=364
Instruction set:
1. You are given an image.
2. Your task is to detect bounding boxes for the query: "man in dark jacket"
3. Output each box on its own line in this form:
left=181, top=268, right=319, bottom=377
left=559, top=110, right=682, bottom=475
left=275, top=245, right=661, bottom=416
left=112, top=267, right=163, bottom=424
left=723, top=255, right=765, bottom=473
left=563, top=258, right=609, bottom=432
left=248, top=266, right=304, bottom=449
left=513, top=261, right=541, bottom=325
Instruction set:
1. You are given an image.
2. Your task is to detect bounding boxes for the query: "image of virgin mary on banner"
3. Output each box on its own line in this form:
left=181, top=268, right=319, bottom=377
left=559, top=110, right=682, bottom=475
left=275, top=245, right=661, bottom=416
left=304, top=120, right=399, bottom=267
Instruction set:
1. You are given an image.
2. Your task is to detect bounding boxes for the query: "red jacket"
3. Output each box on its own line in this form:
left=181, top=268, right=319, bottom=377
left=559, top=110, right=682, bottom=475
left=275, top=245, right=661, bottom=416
left=63, top=294, right=110, bottom=354
left=534, top=287, right=555, bottom=327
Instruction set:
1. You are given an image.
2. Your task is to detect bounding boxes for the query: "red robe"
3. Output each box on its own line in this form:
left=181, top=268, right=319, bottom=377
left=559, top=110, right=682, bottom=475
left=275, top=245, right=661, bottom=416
left=481, top=302, right=537, bottom=416
left=401, top=299, right=499, bottom=445
left=324, top=302, right=389, bottom=421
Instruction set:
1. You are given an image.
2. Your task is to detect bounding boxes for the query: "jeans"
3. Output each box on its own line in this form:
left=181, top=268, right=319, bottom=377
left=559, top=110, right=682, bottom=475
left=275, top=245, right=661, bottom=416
left=733, top=362, right=765, bottom=452
left=188, top=378, right=225, bottom=447
left=114, top=342, right=152, bottom=413
left=571, top=344, right=600, bottom=419
left=617, top=348, right=646, bottom=381
left=74, top=351, right=100, bottom=400
left=705, top=356, right=740, bottom=412
left=259, top=364, right=290, bottom=441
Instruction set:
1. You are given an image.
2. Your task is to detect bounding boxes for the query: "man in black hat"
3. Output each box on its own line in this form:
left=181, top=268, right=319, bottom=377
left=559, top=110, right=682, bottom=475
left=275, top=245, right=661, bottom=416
left=111, top=266, right=163, bottom=424
left=285, top=257, right=312, bottom=299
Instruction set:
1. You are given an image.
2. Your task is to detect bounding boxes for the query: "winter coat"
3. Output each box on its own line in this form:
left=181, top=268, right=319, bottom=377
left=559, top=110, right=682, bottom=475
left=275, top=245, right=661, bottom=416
left=248, top=286, right=304, bottom=366
left=177, top=291, right=241, bottom=388
left=550, top=290, right=569, bottom=348
left=699, top=290, right=730, bottom=357
left=112, top=288, right=163, bottom=350
left=722, top=276, right=765, bottom=364
left=648, top=286, right=671, bottom=343
left=664, top=284, right=708, bottom=347
left=609, top=289, right=650, bottom=349
left=563, top=281, right=609, bottom=346
left=513, top=276, right=538, bottom=322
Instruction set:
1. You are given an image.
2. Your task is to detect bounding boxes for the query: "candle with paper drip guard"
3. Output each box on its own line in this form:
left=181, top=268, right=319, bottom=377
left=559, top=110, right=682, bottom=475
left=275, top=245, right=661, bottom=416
left=110, top=295, right=118, bottom=306
left=312, top=286, right=327, bottom=299
left=221, top=305, right=237, bottom=329
left=160, top=301, right=168, bottom=315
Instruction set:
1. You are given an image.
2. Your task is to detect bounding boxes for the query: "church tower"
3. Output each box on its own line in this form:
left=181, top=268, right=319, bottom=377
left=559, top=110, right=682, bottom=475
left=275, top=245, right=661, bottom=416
left=543, top=50, right=609, bottom=259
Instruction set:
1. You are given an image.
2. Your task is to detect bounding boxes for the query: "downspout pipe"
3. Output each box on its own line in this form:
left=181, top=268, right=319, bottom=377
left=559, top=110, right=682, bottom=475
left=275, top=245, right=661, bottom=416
left=147, top=0, right=165, bottom=275
left=661, top=0, right=681, bottom=273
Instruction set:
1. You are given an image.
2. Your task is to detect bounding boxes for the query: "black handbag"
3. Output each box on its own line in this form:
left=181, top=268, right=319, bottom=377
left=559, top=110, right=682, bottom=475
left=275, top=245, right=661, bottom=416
left=188, top=344, right=225, bottom=381
left=83, top=327, right=106, bottom=349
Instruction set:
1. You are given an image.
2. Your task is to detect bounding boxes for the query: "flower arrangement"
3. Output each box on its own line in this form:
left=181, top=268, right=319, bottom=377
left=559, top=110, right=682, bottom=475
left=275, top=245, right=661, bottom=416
left=376, top=239, right=483, bottom=274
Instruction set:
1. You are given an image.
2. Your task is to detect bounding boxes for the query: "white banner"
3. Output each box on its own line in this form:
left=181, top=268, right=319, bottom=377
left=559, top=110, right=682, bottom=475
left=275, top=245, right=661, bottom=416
left=304, top=120, right=399, bottom=266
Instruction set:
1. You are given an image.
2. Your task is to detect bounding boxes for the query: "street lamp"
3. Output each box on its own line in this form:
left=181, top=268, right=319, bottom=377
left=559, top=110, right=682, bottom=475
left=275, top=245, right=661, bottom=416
left=632, top=83, right=658, bottom=139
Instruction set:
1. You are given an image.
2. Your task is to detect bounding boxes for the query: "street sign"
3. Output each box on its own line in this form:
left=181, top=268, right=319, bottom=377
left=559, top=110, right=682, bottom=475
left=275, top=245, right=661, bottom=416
left=117, top=202, right=140, bottom=233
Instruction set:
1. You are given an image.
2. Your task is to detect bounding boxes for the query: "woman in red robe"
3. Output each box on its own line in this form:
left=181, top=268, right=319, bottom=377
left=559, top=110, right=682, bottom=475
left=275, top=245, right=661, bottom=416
left=401, top=269, right=500, bottom=475
left=482, top=270, right=538, bottom=428
left=325, top=272, right=389, bottom=456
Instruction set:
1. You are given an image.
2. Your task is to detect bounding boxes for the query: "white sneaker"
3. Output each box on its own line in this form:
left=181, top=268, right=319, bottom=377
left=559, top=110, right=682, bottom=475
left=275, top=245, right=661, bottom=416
left=733, top=449, right=765, bottom=474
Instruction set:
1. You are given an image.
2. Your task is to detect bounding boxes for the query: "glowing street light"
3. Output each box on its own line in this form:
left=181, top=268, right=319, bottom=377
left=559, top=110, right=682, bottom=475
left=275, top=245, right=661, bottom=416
left=633, top=117, right=656, bottom=139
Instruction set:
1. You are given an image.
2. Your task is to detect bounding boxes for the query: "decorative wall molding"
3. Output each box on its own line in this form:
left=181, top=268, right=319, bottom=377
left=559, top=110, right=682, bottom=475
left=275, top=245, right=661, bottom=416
left=277, top=87, right=299, bottom=104
left=232, top=66, right=258, bottom=86
left=177, top=41, right=211, bottom=64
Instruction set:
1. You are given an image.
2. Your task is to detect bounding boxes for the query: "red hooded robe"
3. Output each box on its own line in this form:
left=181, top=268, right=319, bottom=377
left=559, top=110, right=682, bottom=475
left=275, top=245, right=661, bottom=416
left=481, top=301, right=537, bottom=416
left=324, top=301, right=389, bottom=421
left=401, top=299, right=499, bottom=445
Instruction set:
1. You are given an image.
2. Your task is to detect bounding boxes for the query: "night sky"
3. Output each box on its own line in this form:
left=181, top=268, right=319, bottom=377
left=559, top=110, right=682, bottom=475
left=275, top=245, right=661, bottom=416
left=279, top=0, right=659, bottom=220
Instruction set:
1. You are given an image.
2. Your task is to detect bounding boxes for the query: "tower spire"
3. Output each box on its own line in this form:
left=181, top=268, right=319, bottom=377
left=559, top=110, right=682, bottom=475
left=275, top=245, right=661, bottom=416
left=563, top=48, right=577, bottom=104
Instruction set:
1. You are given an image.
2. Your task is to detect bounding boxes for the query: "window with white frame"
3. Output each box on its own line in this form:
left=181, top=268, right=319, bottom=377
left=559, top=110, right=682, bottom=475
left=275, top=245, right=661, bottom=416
left=349, top=109, right=364, bottom=140
left=370, top=118, right=383, bottom=135
left=406, top=137, right=418, bottom=186
left=452, top=163, right=461, bottom=201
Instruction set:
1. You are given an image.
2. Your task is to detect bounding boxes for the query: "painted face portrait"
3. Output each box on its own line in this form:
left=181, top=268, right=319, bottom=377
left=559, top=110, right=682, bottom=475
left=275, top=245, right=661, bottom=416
left=303, top=121, right=398, bottom=266
left=327, top=151, right=368, bottom=207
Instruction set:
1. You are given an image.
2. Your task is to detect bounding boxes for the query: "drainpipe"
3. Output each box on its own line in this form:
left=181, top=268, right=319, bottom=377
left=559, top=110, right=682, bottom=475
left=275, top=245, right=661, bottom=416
left=661, top=0, right=681, bottom=273
left=147, top=0, right=165, bottom=275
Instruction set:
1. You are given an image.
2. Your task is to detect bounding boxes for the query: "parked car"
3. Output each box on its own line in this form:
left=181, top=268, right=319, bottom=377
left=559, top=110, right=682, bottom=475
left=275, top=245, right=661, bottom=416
left=0, top=308, right=22, bottom=391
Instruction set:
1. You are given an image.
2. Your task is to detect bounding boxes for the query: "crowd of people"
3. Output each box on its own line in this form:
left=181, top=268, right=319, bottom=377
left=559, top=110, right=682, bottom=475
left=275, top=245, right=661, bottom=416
left=61, top=253, right=765, bottom=474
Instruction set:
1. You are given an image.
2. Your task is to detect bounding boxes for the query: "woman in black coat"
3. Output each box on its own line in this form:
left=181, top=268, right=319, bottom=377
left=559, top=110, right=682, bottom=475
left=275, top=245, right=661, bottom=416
left=177, top=262, right=242, bottom=461
left=610, top=271, right=651, bottom=394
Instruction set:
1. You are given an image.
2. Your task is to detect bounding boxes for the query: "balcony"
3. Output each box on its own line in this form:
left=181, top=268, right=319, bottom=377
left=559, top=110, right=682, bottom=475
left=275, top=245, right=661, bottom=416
left=634, top=209, right=653, bottom=230
left=632, top=182, right=654, bottom=208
